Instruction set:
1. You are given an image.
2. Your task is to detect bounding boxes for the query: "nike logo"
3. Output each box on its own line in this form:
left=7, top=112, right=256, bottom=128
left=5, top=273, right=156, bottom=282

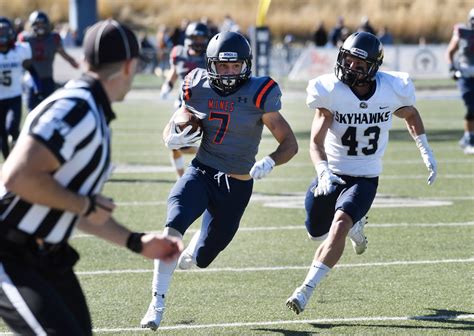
left=379, top=106, right=389, bottom=109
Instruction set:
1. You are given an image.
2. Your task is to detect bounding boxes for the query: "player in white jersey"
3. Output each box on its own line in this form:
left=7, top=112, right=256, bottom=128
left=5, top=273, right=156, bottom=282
left=0, top=17, right=32, bottom=159
left=286, top=32, right=437, bottom=315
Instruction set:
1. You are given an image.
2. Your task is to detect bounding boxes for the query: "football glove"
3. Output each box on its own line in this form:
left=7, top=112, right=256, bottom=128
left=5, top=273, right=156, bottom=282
left=449, top=64, right=461, bottom=81
left=160, top=81, right=173, bottom=100
left=250, top=156, right=275, bottom=180
left=314, top=161, right=346, bottom=196
left=415, top=134, right=437, bottom=185
left=164, top=121, right=202, bottom=150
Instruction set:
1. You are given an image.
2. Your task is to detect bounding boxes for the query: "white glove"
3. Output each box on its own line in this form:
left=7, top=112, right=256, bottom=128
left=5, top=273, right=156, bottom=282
left=164, top=121, right=202, bottom=150
left=250, top=156, right=275, bottom=180
left=160, top=81, right=172, bottom=100
left=415, top=134, right=437, bottom=185
left=314, top=161, right=346, bottom=196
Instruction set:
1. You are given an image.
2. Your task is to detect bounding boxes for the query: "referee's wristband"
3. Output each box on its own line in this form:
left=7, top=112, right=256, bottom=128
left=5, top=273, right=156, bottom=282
left=126, top=232, right=145, bottom=253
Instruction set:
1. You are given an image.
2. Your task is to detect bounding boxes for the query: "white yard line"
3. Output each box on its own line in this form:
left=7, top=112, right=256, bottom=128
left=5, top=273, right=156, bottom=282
left=75, top=257, right=474, bottom=276
left=71, top=221, right=474, bottom=239
left=89, top=313, right=474, bottom=333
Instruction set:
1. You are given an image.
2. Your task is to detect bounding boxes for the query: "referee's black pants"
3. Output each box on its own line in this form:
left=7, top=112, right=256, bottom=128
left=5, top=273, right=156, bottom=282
left=0, top=241, right=92, bottom=335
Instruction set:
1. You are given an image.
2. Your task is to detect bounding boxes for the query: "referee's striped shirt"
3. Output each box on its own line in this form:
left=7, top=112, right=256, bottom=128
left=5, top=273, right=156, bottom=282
left=0, top=74, right=115, bottom=244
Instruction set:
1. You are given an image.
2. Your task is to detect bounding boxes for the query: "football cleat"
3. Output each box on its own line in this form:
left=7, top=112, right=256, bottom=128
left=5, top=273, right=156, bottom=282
left=177, top=249, right=196, bottom=270
left=286, top=285, right=311, bottom=315
left=348, top=216, right=368, bottom=255
left=140, top=302, right=165, bottom=331
left=464, top=145, right=474, bottom=155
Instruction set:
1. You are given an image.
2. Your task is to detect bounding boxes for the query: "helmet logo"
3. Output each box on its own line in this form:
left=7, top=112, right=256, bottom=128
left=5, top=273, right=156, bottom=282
left=218, top=52, right=238, bottom=61
left=350, top=47, right=368, bottom=59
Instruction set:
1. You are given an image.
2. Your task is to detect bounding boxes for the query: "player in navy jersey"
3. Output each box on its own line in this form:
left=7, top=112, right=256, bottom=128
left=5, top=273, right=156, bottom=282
left=141, top=31, right=298, bottom=330
left=446, top=8, right=474, bottom=154
left=160, top=21, right=209, bottom=177
left=18, top=10, right=79, bottom=111
left=285, top=32, right=437, bottom=315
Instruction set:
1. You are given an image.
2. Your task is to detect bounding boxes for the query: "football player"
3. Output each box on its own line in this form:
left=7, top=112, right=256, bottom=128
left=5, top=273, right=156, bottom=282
left=0, top=16, right=32, bottom=159
left=18, top=10, right=79, bottom=111
left=160, top=21, right=210, bottom=178
left=446, top=8, right=474, bottom=154
left=141, top=31, right=298, bottom=330
left=286, top=32, right=437, bottom=315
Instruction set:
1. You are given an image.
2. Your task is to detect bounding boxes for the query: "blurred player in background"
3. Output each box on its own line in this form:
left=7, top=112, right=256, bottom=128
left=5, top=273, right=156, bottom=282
left=286, top=32, right=437, bottom=315
left=0, top=17, right=32, bottom=159
left=446, top=8, right=474, bottom=155
left=18, top=10, right=79, bottom=112
left=141, top=31, right=298, bottom=330
left=160, top=21, right=210, bottom=177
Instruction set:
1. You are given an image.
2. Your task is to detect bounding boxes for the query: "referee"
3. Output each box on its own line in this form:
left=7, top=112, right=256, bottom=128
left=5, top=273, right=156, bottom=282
left=0, top=20, right=182, bottom=335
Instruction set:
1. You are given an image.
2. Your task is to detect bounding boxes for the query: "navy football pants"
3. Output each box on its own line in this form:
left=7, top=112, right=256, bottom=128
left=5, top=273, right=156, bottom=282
left=166, top=159, right=253, bottom=268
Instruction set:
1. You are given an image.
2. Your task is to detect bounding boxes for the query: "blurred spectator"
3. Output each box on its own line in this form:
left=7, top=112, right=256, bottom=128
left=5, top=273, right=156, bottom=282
left=377, top=26, right=394, bottom=45
left=313, top=22, right=328, bottom=47
left=155, top=24, right=172, bottom=77
left=220, top=14, right=240, bottom=32
left=170, top=18, right=189, bottom=46
left=201, top=17, right=219, bottom=38
left=329, top=16, right=347, bottom=47
left=139, top=33, right=158, bottom=74
left=357, top=16, right=376, bottom=35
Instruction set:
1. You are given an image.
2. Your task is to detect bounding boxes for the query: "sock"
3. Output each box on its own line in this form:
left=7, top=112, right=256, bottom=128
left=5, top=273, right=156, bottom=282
left=184, top=229, right=203, bottom=263
left=302, top=260, right=331, bottom=293
left=151, top=255, right=178, bottom=307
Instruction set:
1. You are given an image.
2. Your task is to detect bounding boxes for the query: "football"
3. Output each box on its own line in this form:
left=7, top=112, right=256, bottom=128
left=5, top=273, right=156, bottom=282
left=173, top=106, right=202, bottom=134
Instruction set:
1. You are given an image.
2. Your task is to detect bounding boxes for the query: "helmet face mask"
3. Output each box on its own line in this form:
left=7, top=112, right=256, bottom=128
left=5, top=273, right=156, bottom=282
left=335, top=32, right=383, bottom=87
left=206, top=32, right=252, bottom=95
left=0, top=17, right=15, bottom=52
left=184, top=22, right=209, bottom=54
left=29, top=11, right=50, bottom=37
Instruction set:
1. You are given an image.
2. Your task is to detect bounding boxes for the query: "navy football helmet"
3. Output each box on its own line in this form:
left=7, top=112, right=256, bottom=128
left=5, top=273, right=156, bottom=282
left=468, top=8, right=474, bottom=29
left=206, top=31, right=252, bottom=95
left=0, top=17, right=15, bottom=51
left=29, top=10, right=50, bottom=36
left=184, top=22, right=209, bottom=54
left=335, top=32, right=384, bottom=87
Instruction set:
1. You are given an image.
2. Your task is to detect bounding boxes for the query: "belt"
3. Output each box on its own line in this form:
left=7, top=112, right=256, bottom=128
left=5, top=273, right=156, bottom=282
left=3, top=228, right=64, bottom=254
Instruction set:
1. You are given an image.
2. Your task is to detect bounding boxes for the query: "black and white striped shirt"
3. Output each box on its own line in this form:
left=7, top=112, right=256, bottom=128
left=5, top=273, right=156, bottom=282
left=0, top=75, right=115, bottom=244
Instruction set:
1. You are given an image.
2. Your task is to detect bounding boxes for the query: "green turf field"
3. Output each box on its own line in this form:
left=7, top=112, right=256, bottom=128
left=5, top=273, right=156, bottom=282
left=0, top=86, right=472, bottom=335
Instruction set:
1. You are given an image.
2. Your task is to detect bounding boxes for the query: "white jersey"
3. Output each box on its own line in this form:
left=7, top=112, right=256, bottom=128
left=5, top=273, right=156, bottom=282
left=0, top=42, right=32, bottom=99
left=306, top=71, right=415, bottom=177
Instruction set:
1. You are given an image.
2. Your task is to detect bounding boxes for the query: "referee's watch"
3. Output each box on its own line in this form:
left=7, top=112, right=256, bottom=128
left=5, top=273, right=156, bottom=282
left=126, top=232, right=145, bottom=253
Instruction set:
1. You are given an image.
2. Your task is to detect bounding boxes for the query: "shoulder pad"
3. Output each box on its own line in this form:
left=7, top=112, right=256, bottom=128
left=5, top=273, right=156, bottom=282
left=170, top=45, right=184, bottom=63
left=182, top=68, right=207, bottom=102
left=380, top=71, right=415, bottom=106
left=252, top=76, right=282, bottom=111
left=306, top=74, right=336, bottom=110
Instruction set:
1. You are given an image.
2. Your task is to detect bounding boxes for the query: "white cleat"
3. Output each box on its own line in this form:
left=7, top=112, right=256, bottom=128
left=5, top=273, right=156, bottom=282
left=177, top=249, right=196, bottom=270
left=348, top=216, right=368, bottom=255
left=464, top=145, right=474, bottom=155
left=286, top=285, right=311, bottom=315
left=140, top=302, right=165, bottom=331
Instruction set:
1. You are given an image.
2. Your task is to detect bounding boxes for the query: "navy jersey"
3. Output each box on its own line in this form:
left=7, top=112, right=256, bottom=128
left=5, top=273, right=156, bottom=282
left=19, top=31, right=62, bottom=79
left=182, top=68, right=282, bottom=174
left=170, top=45, right=206, bottom=80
